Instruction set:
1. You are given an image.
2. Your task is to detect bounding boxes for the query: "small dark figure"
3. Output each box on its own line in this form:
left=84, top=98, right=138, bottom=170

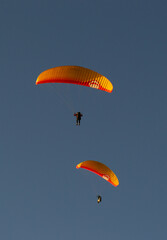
left=74, top=112, right=83, bottom=125
left=97, top=195, right=102, bottom=204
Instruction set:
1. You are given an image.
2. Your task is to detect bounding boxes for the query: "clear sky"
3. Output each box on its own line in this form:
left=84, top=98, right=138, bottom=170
left=1, top=0, right=167, bottom=239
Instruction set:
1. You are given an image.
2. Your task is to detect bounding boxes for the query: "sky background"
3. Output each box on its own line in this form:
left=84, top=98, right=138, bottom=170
left=1, top=0, right=167, bottom=239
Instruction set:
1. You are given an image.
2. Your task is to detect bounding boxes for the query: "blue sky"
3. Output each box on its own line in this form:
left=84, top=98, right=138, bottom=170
left=0, top=0, right=167, bottom=239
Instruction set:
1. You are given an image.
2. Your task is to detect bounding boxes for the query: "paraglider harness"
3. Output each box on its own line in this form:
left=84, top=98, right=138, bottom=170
left=97, top=195, right=102, bottom=204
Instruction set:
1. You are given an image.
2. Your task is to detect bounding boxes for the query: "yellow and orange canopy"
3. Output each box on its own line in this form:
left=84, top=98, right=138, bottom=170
left=36, top=66, right=113, bottom=93
left=76, top=160, right=119, bottom=187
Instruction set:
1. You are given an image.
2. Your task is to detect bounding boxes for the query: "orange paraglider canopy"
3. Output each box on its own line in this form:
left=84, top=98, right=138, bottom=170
left=76, top=160, right=119, bottom=187
left=36, top=66, right=113, bottom=93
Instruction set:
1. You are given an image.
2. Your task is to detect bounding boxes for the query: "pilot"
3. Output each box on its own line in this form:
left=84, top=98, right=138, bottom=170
left=74, top=112, right=83, bottom=125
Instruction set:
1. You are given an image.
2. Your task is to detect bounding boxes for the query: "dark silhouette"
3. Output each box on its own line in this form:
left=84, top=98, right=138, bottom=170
left=97, top=195, right=102, bottom=204
left=74, top=112, right=83, bottom=125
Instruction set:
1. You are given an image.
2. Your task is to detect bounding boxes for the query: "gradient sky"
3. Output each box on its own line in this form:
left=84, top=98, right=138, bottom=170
left=1, top=0, right=167, bottom=239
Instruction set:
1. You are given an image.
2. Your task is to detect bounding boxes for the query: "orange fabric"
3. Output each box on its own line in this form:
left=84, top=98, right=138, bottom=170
left=76, top=160, right=119, bottom=187
left=36, top=66, right=113, bottom=93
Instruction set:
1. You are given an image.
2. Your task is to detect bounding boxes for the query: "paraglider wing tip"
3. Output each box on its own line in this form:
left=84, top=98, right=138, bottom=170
left=110, top=180, right=119, bottom=187
left=76, top=164, right=80, bottom=169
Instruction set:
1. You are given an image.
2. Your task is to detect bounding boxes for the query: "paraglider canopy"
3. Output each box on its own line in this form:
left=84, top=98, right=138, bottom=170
left=36, top=66, right=113, bottom=93
left=76, top=160, right=119, bottom=187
